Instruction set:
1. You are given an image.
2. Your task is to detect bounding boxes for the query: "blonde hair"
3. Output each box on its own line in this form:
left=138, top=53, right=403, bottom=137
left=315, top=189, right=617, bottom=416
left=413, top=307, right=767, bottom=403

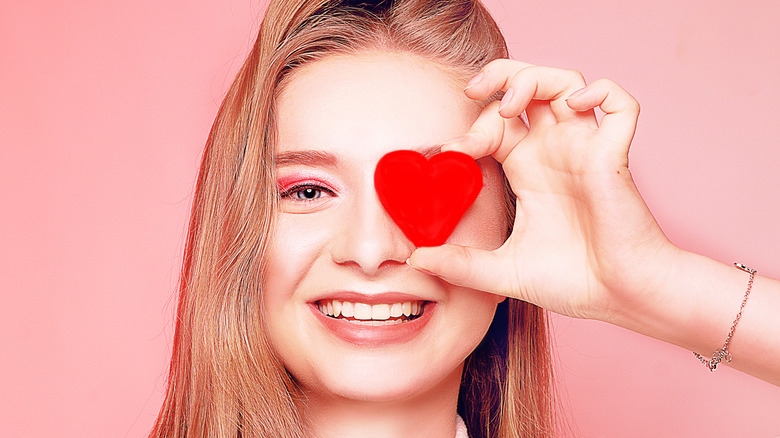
left=152, top=0, right=555, bottom=436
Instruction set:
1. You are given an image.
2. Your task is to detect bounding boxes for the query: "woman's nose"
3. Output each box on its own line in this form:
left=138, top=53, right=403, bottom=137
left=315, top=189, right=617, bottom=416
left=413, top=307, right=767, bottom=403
left=330, top=187, right=414, bottom=276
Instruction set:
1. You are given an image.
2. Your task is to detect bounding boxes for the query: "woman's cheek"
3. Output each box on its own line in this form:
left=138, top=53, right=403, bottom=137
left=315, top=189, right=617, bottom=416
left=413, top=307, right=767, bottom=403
left=263, top=214, right=336, bottom=356
left=267, top=213, right=334, bottom=294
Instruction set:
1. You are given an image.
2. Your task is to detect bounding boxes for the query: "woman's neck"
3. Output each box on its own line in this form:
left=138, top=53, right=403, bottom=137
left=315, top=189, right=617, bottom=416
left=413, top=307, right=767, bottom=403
left=299, top=364, right=463, bottom=438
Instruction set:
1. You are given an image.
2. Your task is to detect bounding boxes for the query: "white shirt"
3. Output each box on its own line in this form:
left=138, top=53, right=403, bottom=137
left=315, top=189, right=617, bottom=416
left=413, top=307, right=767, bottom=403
left=455, top=415, right=469, bottom=438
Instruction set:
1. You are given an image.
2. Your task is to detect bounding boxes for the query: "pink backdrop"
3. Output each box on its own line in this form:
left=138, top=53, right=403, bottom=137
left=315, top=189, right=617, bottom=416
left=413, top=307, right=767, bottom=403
left=2, top=0, right=779, bottom=436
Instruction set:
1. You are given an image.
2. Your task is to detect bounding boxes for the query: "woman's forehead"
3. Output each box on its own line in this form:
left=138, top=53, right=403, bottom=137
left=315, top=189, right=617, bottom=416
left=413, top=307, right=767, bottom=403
left=274, top=51, right=479, bottom=161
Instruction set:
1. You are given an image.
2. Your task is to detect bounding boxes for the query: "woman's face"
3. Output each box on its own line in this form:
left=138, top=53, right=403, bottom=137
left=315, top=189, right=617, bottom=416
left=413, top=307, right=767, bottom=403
left=264, top=52, right=507, bottom=403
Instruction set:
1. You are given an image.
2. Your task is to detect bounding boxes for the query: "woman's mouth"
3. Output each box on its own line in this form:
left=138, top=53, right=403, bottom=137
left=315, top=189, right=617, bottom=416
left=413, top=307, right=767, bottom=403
left=316, top=299, right=426, bottom=325
left=309, top=296, right=436, bottom=346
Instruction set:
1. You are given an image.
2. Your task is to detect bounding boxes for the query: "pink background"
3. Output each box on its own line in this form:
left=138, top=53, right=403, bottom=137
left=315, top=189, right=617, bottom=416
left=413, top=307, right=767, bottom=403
left=2, top=0, right=779, bottom=436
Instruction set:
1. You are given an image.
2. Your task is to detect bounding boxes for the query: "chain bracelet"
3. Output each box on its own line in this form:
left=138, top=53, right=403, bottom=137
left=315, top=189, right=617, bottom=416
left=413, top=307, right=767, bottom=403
left=693, top=263, right=756, bottom=371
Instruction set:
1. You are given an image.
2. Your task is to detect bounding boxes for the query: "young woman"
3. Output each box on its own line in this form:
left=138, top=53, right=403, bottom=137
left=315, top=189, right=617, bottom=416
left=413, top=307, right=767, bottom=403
left=151, top=0, right=780, bottom=437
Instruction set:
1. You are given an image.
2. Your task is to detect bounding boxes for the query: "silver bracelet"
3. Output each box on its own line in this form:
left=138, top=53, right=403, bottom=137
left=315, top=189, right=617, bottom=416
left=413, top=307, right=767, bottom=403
left=693, top=262, right=757, bottom=371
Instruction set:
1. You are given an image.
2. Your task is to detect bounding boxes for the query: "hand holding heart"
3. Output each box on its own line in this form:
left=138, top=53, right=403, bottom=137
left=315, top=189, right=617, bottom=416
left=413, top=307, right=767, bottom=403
left=406, top=59, right=679, bottom=323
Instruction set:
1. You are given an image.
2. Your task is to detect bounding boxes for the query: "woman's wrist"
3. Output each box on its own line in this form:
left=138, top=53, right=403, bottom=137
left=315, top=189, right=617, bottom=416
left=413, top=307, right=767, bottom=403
left=604, top=246, right=779, bottom=383
left=605, top=246, right=739, bottom=352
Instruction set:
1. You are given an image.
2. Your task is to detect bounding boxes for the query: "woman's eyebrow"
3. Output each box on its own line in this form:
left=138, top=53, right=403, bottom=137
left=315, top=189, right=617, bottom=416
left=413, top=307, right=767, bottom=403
left=275, top=150, right=339, bottom=167
left=275, top=145, right=448, bottom=167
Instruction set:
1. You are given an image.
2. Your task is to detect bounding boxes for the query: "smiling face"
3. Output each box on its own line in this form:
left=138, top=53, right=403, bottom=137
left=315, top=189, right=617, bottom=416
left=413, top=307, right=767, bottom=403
left=263, top=52, right=508, bottom=404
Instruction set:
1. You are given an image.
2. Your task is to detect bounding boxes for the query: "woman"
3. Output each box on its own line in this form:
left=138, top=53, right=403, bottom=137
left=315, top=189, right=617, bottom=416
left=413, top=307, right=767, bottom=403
left=151, top=0, right=780, bottom=436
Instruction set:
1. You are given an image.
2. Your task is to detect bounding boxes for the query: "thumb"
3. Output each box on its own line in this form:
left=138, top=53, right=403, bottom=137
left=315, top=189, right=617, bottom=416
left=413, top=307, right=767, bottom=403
left=407, top=244, right=509, bottom=295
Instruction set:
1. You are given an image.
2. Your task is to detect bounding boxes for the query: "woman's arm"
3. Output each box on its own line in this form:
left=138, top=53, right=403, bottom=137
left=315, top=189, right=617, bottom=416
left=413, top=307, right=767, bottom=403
left=407, top=59, right=780, bottom=385
left=614, top=250, right=780, bottom=385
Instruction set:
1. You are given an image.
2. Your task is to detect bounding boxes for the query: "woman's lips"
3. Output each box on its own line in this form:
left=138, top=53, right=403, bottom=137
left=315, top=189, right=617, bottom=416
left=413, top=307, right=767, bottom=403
left=308, top=296, right=436, bottom=347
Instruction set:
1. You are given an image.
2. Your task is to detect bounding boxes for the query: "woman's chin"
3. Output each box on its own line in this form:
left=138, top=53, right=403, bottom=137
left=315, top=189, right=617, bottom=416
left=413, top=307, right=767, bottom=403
left=313, top=381, right=419, bottom=403
left=298, top=359, right=462, bottom=403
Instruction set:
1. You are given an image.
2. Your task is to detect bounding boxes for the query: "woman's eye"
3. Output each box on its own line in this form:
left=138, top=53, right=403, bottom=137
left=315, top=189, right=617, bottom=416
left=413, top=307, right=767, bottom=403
left=294, top=187, right=323, bottom=200
left=280, top=184, right=335, bottom=203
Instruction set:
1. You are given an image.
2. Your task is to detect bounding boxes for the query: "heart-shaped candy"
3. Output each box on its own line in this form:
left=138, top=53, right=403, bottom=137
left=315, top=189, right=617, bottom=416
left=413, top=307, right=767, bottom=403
left=374, top=150, right=483, bottom=247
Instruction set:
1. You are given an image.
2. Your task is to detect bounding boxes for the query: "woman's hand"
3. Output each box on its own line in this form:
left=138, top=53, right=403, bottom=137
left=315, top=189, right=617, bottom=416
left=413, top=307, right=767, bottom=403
left=407, top=59, right=678, bottom=323
left=407, top=59, right=780, bottom=385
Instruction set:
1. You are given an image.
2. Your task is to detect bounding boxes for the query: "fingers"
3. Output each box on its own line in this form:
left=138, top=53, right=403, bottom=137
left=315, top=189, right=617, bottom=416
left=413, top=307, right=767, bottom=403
left=525, top=100, right=556, bottom=127
left=465, top=60, right=596, bottom=125
left=463, top=59, right=534, bottom=100
left=441, top=101, right=528, bottom=163
left=407, top=244, right=511, bottom=296
left=447, top=60, right=639, bottom=168
left=565, top=78, right=640, bottom=152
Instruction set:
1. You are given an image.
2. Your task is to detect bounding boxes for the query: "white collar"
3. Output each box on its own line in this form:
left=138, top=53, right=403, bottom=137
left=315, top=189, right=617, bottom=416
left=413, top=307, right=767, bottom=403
left=455, top=415, right=469, bottom=438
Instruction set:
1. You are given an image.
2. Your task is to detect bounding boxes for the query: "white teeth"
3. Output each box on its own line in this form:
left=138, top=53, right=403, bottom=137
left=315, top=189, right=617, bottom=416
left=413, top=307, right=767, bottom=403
left=341, top=301, right=354, bottom=318
left=316, top=299, right=426, bottom=321
left=353, top=303, right=371, bottom=320
left=371, top=304, right=390, bottom=320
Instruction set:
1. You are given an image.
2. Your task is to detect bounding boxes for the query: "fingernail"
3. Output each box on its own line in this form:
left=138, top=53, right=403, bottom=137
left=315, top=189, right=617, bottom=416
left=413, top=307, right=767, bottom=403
left=566, top=87, right=587, bottom=100
left=464, top=72, right=484, bottom=90
left=498, top=87, right=514, bottom=112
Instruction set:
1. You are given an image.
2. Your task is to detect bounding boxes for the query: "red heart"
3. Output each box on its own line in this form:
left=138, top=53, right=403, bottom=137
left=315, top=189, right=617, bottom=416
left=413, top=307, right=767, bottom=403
left=374, top=150, right=483, bottom=247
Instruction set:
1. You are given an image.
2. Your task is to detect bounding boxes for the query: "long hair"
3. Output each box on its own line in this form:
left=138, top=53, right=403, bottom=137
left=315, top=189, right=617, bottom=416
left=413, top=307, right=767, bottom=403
left=151, top=0, right=555, bottom=436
